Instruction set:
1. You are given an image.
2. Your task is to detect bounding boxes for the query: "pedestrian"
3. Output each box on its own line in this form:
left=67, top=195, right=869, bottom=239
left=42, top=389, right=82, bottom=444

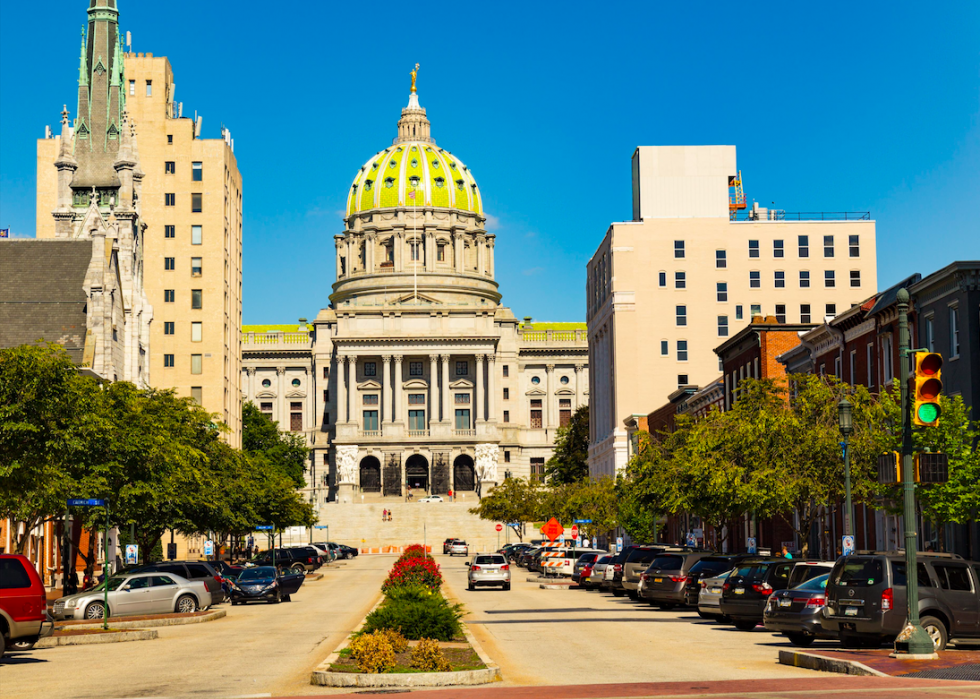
left=383, top=508, right=388, bottom=522
left=448, top=489, right=453, bottom=502
left=781, top=545, right=793, bottom=560
left=389, top=510, right=394, bottom=523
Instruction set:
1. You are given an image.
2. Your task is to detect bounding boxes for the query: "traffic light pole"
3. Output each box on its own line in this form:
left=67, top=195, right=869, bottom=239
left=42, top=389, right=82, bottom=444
left=894, top=288, right=934, bottom=657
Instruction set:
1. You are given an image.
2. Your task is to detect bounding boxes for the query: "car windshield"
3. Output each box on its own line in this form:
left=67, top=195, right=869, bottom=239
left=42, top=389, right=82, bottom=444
left=579, top=553, right=598, bottom=564
left=793, top=573, right=829, bottom=591
left=834, top=558, right=883, bottom=587
left=648, top=555, right=683, bottom=571
left=240, top=567, right=276, bottom=581
left=93, top=576, right=127, bottom=591
left=689, top=558, right=734, bottom=576
left=626, top=548, right=661, bottom=565
left=733, top=563, right=771, bottom=580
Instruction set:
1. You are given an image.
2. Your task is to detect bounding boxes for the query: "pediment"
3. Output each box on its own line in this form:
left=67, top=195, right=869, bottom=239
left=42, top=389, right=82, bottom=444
left=449, top=378, right=473, bottom=389
left=525, top=388, right=547, bottom=396
left=285, top=389, right=306, bottom=399
left=392, top=291, right=442, bottom=305
left=403, top=378, right=429, bottom=389
left=255, top=390, right=276, bottom=399
left=357, top=379, right=382, bottom=390
left=555, top=388, right=575, bottom=396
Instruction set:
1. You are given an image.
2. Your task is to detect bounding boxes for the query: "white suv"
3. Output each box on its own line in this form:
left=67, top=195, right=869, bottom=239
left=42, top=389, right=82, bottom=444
left=467, top=554, right=511, bottom=590
left=449, top=540, right=469, bottom=557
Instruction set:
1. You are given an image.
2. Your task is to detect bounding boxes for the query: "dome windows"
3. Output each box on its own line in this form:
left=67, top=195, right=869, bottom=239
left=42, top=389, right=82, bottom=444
left=291, top=378, right=301, bottom=387
left=364, top=179, right=373, bottom=191
left=371, top=162, right=379, bottom=170
left=389, top=160, right=398, bottom=169
left=560, top=376, right=570, bottom=385
left=411, top=158, right=419, bottom=168
left=434, top=177, right=445, bottom=188
left=431, top=159, right=440, bottom=169
left=384, top=177, right=395, bottom=188
left=449, top=161, right=457, bottom=170
left=456, top=179, right=465, bottom=190
left=261, top=379, right=271, bottom=388
left=409, top=176, right=421, bottom=188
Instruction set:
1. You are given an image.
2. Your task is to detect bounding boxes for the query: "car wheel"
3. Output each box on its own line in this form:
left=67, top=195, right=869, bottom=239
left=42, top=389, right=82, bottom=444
left=787, top=633, right=815, bottom=648
left=345, top=552, right=353, bottom=559
left=0, top=631, right=5, bottom=660
left=467, top=582, right=475, bottom=591
left=290, top=563, right=304, bottom=574
left=920, top=615, right=948, bottom=652
left=272, top=590, right=281, bottom=604
left=612, top=589, right=625, bottom=597
left=283, top=594, right=292, bottom=602
left=628, top=591, right=638, bottom=600
left=10, top=640, right=35, bottom=651
left=696, top=610, right=716, bottom=620
left=503, top=583, right=511, bottom=591
left=85, top=601, right=107, bottom=619
left=175, top=594, right=198, bottom=614
left=734, top=620, right=757, bottom=631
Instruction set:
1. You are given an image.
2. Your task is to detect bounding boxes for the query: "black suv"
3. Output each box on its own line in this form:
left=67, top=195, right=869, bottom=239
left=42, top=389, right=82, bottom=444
left=682, top=555, right=756, bottom=608
left=132, top=560, right=223, bottom=606
left=821, top=551, right=980, bottom=650
left=719, top=558, right=793, bottom=630
left=252, top=548, right=321, bottom=573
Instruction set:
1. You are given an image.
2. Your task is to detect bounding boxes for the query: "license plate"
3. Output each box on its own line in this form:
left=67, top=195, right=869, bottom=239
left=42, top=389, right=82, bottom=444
left=654, top=578, right=662, bottom=583
left=844, top=606, right=859, bottom=616
left=779, top=598, right=792, bottom=607
left=734, top=588, right=745, bottom=595
left=709, top=588, right=720, bottom=595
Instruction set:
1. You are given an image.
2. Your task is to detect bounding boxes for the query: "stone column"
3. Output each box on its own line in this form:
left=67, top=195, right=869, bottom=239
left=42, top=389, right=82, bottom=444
left=345, top=236, right=353, bottom=276
left=393, top=355, right=404, bottom=423
left=441, top=354, right=451, bottom=423
left=424, top=231, right=435, bottom=272
left=476, top=234, right=486, bottom=275
left=336, top=356, right=347, bottom=424
left=475, top=354, right=485, bottom=422
left=546, top=364, right=556, bottom=428
left=487, top=354, right=496, bottom=421
left=246, top=367, right=255, bottom=402
left=366, top=234, right=375, bottom=273
left=383, top=355, right=393, bottom=424
left=334, top=236, right=343, bottom=279
left=429, top=354, right=438, bottom=429
left=487, top=236, right=495, bottom=277
left=276, top=366, right=286, bottom=425
left=574, top=364, right=584, bottom=408
left=453, top=232, right=463, bottom=271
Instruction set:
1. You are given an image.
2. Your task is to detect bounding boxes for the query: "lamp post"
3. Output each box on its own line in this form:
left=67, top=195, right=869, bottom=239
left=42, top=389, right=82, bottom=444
left=837, top=397, right=854, bottom=541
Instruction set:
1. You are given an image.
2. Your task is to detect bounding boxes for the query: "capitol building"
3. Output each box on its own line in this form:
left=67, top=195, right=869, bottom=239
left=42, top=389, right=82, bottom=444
left=242, top=79, right=588, bottom=505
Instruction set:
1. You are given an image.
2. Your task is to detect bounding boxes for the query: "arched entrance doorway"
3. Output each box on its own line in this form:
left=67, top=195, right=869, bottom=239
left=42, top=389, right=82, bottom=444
left=406, top=454, right=429, bottom=492
left=453, top=455, right=475, bottom=492
left=359, top=456, right=381, bottom=492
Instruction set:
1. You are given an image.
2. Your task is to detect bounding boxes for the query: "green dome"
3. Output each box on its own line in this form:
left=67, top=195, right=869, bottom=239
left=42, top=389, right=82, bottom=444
left=347, top=142, right=482, bottom=216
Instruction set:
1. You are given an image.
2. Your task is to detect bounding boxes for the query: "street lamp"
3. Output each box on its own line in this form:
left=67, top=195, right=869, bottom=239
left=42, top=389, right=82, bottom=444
left=837, top=397, right=854, bottom=543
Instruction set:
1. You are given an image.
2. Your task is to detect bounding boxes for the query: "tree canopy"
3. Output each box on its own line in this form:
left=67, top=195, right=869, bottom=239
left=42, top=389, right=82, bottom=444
left=545, top=405, right=589, bottom=485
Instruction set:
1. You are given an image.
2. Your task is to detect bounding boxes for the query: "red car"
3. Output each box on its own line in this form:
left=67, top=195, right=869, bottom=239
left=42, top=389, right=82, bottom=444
left=0, top=554, right=53, bottom=657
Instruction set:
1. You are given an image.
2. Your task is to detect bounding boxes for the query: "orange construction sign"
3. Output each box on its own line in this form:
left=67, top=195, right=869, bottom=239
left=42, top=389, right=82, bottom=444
left=541, top=517, right=564, bottom=541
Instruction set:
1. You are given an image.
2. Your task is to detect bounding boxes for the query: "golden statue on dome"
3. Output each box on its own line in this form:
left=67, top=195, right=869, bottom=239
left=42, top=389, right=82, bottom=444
left=410, top=63, right=419, bottom=93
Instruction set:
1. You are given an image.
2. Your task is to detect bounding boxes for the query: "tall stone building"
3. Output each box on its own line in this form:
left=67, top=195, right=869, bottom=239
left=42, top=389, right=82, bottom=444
left=37, top=0, right=244, bottom=445
left=242, top=81, right=588, bottom=506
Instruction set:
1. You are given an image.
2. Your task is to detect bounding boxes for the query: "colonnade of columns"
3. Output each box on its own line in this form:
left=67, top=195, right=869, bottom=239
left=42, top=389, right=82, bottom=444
left=334, top=230, right=496, bottom=279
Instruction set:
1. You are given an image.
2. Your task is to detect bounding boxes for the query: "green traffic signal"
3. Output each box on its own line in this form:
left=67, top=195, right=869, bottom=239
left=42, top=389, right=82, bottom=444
left=916, top=403, right=940, bottom=424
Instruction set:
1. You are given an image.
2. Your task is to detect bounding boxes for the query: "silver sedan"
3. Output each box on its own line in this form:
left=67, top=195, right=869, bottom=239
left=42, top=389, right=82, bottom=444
left=51, top=571, right=210, bottom=620
left=697, top=568, right=733, bottom=621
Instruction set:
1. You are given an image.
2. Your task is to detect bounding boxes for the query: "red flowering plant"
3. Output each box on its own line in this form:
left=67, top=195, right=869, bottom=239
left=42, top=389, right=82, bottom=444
left=400, top=544, right=428, bottom=561
left=382, top=548, right=443, bottom=592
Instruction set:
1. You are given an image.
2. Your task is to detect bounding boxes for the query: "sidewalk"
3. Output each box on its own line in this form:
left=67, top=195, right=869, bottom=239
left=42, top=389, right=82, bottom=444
left=782, top=647, right=980, bottom=681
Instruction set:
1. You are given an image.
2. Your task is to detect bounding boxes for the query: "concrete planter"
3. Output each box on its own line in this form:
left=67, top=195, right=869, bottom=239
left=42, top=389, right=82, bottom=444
left=61, top=609, right=226, bottom=630
left=37, top=629, right=158, bottom=648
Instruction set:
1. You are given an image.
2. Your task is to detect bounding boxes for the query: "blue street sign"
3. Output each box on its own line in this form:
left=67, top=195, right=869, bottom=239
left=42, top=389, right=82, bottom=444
left=255, top=525, right=274, bottom=530
left=67, top=498, right=106, bottom=507
left=573, top=519, right=592, bottom=524
left=842, top=535, right=855, bottom=556
left=314, top=525, right=329, bottom=529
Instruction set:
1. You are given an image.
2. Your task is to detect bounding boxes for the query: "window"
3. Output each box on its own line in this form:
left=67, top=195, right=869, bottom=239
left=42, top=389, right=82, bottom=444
left=775, top=271, right=785, bottom=288
left=773, top=240, right=784, bottom=258
left=677, top=375, right=688, bottom=387
left=363, top=394, right=379, bottom=405
left=323, top=366, right=330, bottom=379
left=191, top=257, right=202, bottom=276
left=502, top=365, right=509, bottom=377
left=660, top=340, right=669, bottom=356
left=455, top=361, right=468, bottom=375
left=882, top=334, right=894, bottom=383
left=530, top=458, right=545, bottom=483
left=934, top=564, right=974, bottom=592
left=191, top=225, right=202, bottom=245
left=504, top=450, right=511, bottom=463
left=364, top=362, right=376, bottom=376
left=559, top=400, right=572, bottom=427
left=165, top=225, right=175, bottom=238
left=735, top=305, right=743, bottom=320
left=749, top=271, right=760, bottom=288
left=192, top=162, right=202, bottom=182
left=128, top=80, right=135, bottom=95
left=191, top=193, right=202, bottom=212
left=164, top=321, right=175, bottom=335
left=826, top=303, right=836, bottom=317
left=363, top=410, right=379, bottom=431
left=437, top=244, right=445, bottom=261
left=531, top=376, right=540, bottom=385
left=191, top=387, right=202, bottom=404
left=191, top=354, right=202, bottom=375
left=455, top=409, right=470, bottom=430
left=503, top=387, right=509, bottom=400
left=167, top=134, right=173, bottom=145
left=674, top=240, right=685, bottom=258
left=323, top=389, right=329, bottom=403
left=677, top=340, right=688, bottom=361
left=823, top=235, right=834, bottom=257
left=409, top=361, right=423, bottom=376
left=717, top=282, right=727, bottom=302
left=848, top=270, right=861, bottom=288
left=165, top=161, right=175, bottom=174
left=191, top=290, right=202, bottom=309
left=455, top=393, right=470, bottom=404
left=165, top=193, right=175, bottom=206
left=849, top=234, right=860, bottom=257
left=675, top=271, right=686, bottom=289
left=716, top=250, right=727, bottom=268
left=867, top=343, right=874, bottom=388
left=824, top=270, right=835, bottom=288
left=718, top=316, right=729, bottom=337
left=164, top=289, right=175, bottom=303
left=658, top=271, right=667, bottom=287
left=850, top=351, right=857, bottom=386
left=191, top=322, right=202, bottom=342
left=408, top=393, right=425, bottom=405
left=145, top=80, right=152, bottom=97
left=164, top=354, right=174, bottom=367
left=530, top=404, right=542, bottom=427
left=676, top=306, right=687, bottom=326
left=950, top=306, right=960, bottom=356
left=748, top=240, right=759, bottom=258
left=801, top=304, right=811, bottom=323
left=164, top=257, right=175, bottom=270
left=262, top=379, right=271, bottom=388
left=410, top=240, right=420, bottom=261
left=408, top=410, right=425, bottom=431
left=503, top=410, right=510, bottom=423
left=924, top=315, right=935, bottom=351
left=291, top=405, right=303, bottom=432
left=751, top=304, right=762, bottom=317
left=775, top=304, right=786, bottom=324
left=798, top=235, right=809, bottom=257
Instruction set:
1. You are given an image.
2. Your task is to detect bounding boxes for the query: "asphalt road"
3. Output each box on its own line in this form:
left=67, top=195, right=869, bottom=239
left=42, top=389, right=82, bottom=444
left=0, top=557, right=388, bottom=699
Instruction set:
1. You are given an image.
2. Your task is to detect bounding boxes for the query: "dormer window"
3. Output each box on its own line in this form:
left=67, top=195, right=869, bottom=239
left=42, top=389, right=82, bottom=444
left=409, top=176, right=420, bottom=187
left=384, top=177, right=395, bottom=188
left=431, top=159, right=440, bottom=169
left=389, top=160, right=398, bottom=169
left=434, top=177, right=445, bottom=188
left=456, top=179, right=465, bottom=190
left=364, top=179, right=373, bottom=191
left=411, top=158, right=419, bottom=168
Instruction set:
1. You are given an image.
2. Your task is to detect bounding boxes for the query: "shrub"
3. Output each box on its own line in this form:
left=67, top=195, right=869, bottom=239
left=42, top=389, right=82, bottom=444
left=382, top=556, right=443, bottom=592
left=377, top=628, right=408, bottom=653
left=362, top=591, right=464, bottom=641
left=411, top=637, right=451, bottom=672
left=400, top=544, right=428, bottom=560
left=348, top=631, right=396, bottom=673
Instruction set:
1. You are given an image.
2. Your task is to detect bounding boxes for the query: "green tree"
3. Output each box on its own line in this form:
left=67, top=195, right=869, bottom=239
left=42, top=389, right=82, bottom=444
left=564, top=477, right=619, bottom=541
left=242, top=401, right=309, bottom=488
left=545, top=406, right=589, bottom=485
left=469, top=477, right=543, bottom=541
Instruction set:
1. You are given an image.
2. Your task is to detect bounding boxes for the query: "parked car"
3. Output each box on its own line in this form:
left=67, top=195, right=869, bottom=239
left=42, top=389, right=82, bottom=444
left=443, top=538, right=457, bottom=555
left=623, top=546, right=675, bottom=598
left=605, top=546, right=637, bottom=594
left=229, top=566, right=305, bottom=605
left=764, top=573, right=835, bottom=647
left=639, top=552, right=712, bottom=608
left=449, top=541, right=469, bottom=557
left=821, top=551, right=980, bottom=651
left=312, top=542, right=339, bottom=562
left=720, top=558, right=795, bottom=630
left=698, top=568, right=734, bottom=621
left=682, top=555, right=754, bottom=607
left=788, top=560, right=834, bottom=588
left=466, top=554, right=511, bottom=590
left=418, top=495, right=444, bottom=503
left=51, top=571, right=209, bottom=621
left=517, top=546, right=541, bottom=568
left=339, top=544, right=359, bottom=559
left=585, top=555, right=614, bottom=591
left=131, top=560, right=224, bottom=607
left=251, top=548, right=321, bottom=573
left=211, top=560, right=244, bottom=576
left=506, top=544, right=532, bottom=563
left=572, top=552, right=602, bottom=585
left=0, top=554, right=53, bottom=657
left=287, top=545, right=328, bottom=567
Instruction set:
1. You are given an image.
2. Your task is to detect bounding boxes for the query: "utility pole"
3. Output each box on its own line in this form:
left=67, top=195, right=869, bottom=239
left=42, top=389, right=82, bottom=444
left=894, top=288, right=934, bottom=657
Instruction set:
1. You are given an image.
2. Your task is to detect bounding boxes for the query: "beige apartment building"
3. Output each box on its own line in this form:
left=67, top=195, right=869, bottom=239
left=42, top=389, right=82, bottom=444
left=38, top=50, right=244, bottom=445
left=587, top=146, right=877, bottom=478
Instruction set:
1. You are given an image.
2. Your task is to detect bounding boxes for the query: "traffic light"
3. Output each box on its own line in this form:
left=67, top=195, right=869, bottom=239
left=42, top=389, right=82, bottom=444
left=912, top=352, right=943, bottom=427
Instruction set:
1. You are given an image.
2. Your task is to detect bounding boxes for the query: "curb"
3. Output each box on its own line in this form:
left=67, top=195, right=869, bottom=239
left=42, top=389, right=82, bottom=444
left=37, top=629, right=158, bottom=648
left=60, top=609, right=226, bottom=630
left=778, top=650, right=887, bottom=677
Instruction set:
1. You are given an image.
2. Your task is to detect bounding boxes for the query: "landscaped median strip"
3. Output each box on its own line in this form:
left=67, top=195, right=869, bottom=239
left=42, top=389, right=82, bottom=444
left=311, top=544, right=501, bottom=688
left=38, top=628, right=158, bottom=648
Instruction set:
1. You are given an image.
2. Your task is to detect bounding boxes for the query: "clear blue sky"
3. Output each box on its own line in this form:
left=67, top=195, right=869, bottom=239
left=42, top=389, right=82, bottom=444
left=2, top=1, right=978, bottom=324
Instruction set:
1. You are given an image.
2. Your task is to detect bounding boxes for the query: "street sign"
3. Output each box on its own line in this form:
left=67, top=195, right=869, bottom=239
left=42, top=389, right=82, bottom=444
left=573, top=519, right=592, bottom=524
left=558, top=534, right=565, bottom=546
left=842, top=535, right=855, bottom=556
left=747, top=537, right=757, bottom=554
left=255, top=525, right=273, bottom=530
left=686, top=533, right=697, bottom=547
left=125, top=544, right=138, bottom=566
left=495, top=524, right=503, bottom=532
left=314, top=525, right=329, bottom=529
left=203, top=540, right=214, bottom=556
left=540, top=517, right=564, bottom=541
left=616, top=537, right=623, bottom=552
left=570, top=525, right=579, bottom=539
left=67, top=498, right=106, bottom=507
left=167, top=542, right=178, bottom=560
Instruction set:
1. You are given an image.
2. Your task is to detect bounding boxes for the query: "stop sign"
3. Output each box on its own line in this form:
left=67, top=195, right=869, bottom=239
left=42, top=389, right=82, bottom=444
left=495, top=524, right=502, bottom=532
left=571, top=525, right=579, bottom=539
